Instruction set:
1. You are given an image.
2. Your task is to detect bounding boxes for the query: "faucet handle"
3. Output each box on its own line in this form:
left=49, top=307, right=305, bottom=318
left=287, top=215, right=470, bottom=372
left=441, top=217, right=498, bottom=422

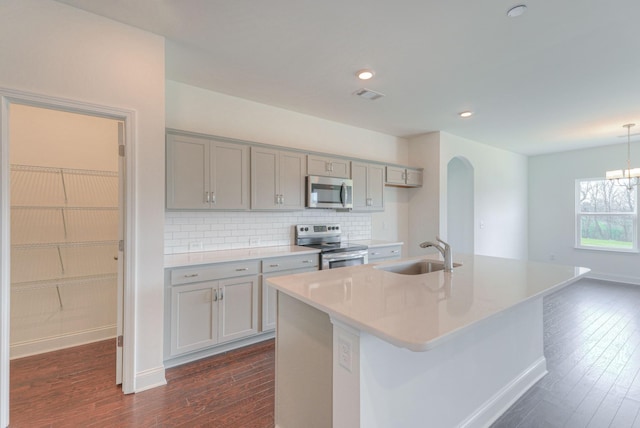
left=435, top=236, right=450, bottom=249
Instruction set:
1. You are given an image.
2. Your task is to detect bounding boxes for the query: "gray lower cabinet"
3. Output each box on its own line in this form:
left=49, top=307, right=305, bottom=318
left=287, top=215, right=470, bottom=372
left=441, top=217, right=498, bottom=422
left=251, top=147, right=306, bottom=210
left=168, top=261, right=259, bottom=357
left=166, top=133, right=250, bottom=209
left=307, top=154, right=351, bottom=178
left=368, top=245, right=402, bottom=262
left=352, top=161, right=385, bottom=211
left=261, top=254, right=320, bottom=331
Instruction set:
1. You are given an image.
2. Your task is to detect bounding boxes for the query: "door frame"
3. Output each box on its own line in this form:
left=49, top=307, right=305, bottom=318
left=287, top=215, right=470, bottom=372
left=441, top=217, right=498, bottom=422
left=0, top=87, right=137, bottom=427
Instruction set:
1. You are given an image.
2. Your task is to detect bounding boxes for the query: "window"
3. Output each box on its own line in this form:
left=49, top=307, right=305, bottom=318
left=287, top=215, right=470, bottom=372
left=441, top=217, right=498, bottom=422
left=576, top=178, right=638, bottom=251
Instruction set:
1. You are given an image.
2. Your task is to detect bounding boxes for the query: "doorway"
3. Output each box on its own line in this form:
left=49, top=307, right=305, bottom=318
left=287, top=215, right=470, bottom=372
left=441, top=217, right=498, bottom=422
left=447, top=157, right=474, bottom=254
left=9, top=104, right=122, bottom=367
left=0, top=89, right=136, bottom=428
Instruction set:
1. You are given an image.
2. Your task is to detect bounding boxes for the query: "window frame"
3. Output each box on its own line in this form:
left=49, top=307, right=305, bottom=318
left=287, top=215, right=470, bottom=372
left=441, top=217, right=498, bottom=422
left=575, top=178, right=639, bottom=253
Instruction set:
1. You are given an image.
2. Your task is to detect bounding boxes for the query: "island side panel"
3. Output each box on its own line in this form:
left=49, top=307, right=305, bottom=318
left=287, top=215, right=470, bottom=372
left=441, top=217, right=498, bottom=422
left=276, top=292, right=333, bottom=428
left=359, top=297, right=547, bottom=428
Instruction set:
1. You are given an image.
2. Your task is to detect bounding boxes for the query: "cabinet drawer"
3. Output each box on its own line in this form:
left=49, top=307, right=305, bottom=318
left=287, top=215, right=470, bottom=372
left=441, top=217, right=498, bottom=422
left=368, top=245, right=402, bottom=261
left=262, top=254, right=319, bottom=273
left=170, top=260, right=260, bottom=285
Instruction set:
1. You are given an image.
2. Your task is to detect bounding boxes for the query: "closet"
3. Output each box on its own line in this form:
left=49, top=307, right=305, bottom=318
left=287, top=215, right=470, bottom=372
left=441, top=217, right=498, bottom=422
left=9, top=104, right=120, bottom=358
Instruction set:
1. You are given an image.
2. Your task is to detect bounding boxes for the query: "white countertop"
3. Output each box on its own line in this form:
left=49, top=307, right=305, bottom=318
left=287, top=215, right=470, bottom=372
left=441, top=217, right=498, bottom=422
left=267, top=254, right=589, bottom=352
left=350, top=239, right=403, bottom=248
left=164, top=245, right=320, bottom=268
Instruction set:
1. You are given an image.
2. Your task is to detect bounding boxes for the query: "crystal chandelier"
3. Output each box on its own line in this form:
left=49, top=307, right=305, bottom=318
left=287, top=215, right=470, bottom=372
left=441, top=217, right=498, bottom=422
left=606, top=123, right=640, bottom=191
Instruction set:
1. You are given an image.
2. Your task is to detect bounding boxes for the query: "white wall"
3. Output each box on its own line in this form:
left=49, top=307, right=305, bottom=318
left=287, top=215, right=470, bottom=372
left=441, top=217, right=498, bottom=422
left=407, top=132, right=441, bottom=256
left=529, top=143, right=640, bottom=284
left=166, top=80, right=410, bottom=247
left=10, top=104, right=119, bottom=171
left=408, top=132, right=528, bottom=260
left=0, top=0, right=166, bottom=391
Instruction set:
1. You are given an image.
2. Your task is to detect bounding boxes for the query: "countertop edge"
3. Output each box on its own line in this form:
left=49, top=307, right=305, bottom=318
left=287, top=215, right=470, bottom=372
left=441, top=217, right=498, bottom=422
left=164, top=245, right=321, bottom=268
left=268, top=257, right=591, bottom=352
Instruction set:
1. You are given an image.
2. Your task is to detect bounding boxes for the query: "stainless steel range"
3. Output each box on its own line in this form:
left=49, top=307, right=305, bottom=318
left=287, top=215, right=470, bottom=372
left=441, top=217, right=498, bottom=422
left=296, top=223, right=368, bottom=269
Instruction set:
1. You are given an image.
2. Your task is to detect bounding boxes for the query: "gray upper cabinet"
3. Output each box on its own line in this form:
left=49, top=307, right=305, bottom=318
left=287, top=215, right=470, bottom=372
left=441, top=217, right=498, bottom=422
left=166, top=133, right=250, bottom=209
left=307, top=154, right=351, bottom=178
left=251, top=147, right=306, bottom=210
left=352, top=162, right=384, bottom=211
left=385, top=166, right=423, bottom=188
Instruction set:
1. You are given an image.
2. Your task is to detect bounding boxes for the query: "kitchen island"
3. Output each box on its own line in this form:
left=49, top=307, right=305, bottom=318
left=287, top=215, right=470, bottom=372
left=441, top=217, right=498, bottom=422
left=267, top=254, right=589, bottom=428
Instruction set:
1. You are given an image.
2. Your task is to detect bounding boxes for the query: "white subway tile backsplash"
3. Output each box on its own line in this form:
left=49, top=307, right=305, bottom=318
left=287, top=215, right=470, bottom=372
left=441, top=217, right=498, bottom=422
left=164, top=210, right=372, bottom=254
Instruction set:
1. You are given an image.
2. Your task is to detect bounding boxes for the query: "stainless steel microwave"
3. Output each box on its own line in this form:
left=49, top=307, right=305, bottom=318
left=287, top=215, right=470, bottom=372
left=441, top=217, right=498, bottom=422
left=306, top=175, right=353, bottom=209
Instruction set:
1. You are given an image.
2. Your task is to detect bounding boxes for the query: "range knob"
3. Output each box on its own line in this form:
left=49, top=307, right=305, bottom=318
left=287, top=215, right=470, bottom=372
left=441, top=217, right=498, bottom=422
left=304, top=227, right=309, bottom=231
left=299, top=227, right=304, bottom=232
left=335, top=226, right=340, bottom=229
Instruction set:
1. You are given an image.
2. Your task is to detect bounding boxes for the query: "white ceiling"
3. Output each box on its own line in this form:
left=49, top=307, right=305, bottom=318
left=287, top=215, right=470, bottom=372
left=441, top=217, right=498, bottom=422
left=56, top=0, right=640, bottom=155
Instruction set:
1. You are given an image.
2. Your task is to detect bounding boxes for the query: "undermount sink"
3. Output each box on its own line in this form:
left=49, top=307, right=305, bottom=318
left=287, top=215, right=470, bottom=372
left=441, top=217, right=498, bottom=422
left=374, top=259, right=461, bottom=275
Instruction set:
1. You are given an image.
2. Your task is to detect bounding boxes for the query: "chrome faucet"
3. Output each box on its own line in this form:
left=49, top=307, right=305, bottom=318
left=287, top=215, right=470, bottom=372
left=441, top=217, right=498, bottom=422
left=419, top=237, right=453, bottom=272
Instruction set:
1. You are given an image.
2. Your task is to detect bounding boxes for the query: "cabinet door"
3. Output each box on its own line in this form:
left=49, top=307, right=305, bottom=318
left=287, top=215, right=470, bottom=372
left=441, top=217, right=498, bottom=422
left=251, top=147, right=279, bottom=209
left=385, top=166, right=406, bottom=185
left=262, top=266, right=318, bottom=332
left=218, top=275, right=259, bottom=343
left=351, top=162, right=369, bottom=210
left=406, top=168, right=423, bottom=187
left=166, top=134, right=210, bottom=209
left=307, top=155, right=332, bottom=176
left=329, top=158, right=351, bottom=179
left=211, top=141, right=250, bottom=209
left=308, top=155, right=350, bottom=178
left=170, top=282, right=217, bottom=356
left=367, top=164, right=385, bottom=210
left=279, top=151, right=306, bottom=210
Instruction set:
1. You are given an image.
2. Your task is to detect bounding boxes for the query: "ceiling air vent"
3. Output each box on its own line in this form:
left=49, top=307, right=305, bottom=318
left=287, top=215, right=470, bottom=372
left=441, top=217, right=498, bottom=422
left=353, top=88, right=385, bottom=101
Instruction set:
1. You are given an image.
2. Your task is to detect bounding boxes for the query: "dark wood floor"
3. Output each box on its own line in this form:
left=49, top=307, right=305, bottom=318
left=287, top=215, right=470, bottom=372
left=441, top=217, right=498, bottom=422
left=10, top=338, right=275, bottom=427
left=492, top=279, right=640, bottom=428
left=9, top=278, right=640, bottom=427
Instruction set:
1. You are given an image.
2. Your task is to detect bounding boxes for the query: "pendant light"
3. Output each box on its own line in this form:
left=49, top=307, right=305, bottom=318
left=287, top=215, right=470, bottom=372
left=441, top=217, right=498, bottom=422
left=606, top=123, right=640, bottom=191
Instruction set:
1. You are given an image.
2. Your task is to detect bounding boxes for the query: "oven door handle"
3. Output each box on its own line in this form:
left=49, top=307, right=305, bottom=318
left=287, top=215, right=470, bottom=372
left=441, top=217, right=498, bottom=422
left=323, top=252, right=366, bottom=262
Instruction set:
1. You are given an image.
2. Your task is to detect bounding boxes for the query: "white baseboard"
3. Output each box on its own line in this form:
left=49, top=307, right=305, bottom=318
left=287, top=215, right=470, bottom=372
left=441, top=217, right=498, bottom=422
left=10, top=325, right=116, bottom=359
left=461, top=357, right=548, bottom=428
left=586, top=272, right=640, bottom=286
left=163, top=331, right=275, bottom=369
left=135, top=365, right=167, bottom=393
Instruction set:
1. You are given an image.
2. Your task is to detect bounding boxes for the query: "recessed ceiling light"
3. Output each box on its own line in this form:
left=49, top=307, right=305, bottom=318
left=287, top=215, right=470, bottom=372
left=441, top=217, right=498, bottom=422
left=459, top=111, right=473, bottom=118
left=356, top=69, right=375, bottom=80
left=507, top=4, right=527, bottom=17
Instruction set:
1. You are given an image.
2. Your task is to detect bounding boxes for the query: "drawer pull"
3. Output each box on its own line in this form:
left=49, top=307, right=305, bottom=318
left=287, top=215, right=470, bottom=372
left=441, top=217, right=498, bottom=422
left=184, top=273, right=199, bottom=278
left=270, top=264, right=280, bottom=268
left=236, top=267, right=249, bottom=271
left=370, top=252, right=380, bottom=255
left=391, top=250, right=399, bottom=254
left=302, top=260, right=313, bottom=263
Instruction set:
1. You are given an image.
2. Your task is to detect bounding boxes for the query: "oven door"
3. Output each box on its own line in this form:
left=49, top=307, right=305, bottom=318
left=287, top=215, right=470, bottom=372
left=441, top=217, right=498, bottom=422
left=321, top=250, right=368, bottom=269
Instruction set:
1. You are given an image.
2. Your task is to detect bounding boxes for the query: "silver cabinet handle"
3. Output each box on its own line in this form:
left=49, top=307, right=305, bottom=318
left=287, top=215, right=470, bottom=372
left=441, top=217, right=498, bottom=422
left=280, top=194, right=284, bottom=205
left=205, top=191, right=210, bottom=203
left=220, top=290, right=224, bottom=301
left=370, top=252, right=380, bottom=256
left=212, top=193, right=216, bottom=204
left=213, top=289, right=218, bottom=302
left=184, top=273, right=199, bottom=278
left=391, top=250, right=400, bottom=254
left=302, top=259, right=312, bottom=263
left=270, top=264, right=280, bottom=268
left=236, top=267, right=249, bottom=271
